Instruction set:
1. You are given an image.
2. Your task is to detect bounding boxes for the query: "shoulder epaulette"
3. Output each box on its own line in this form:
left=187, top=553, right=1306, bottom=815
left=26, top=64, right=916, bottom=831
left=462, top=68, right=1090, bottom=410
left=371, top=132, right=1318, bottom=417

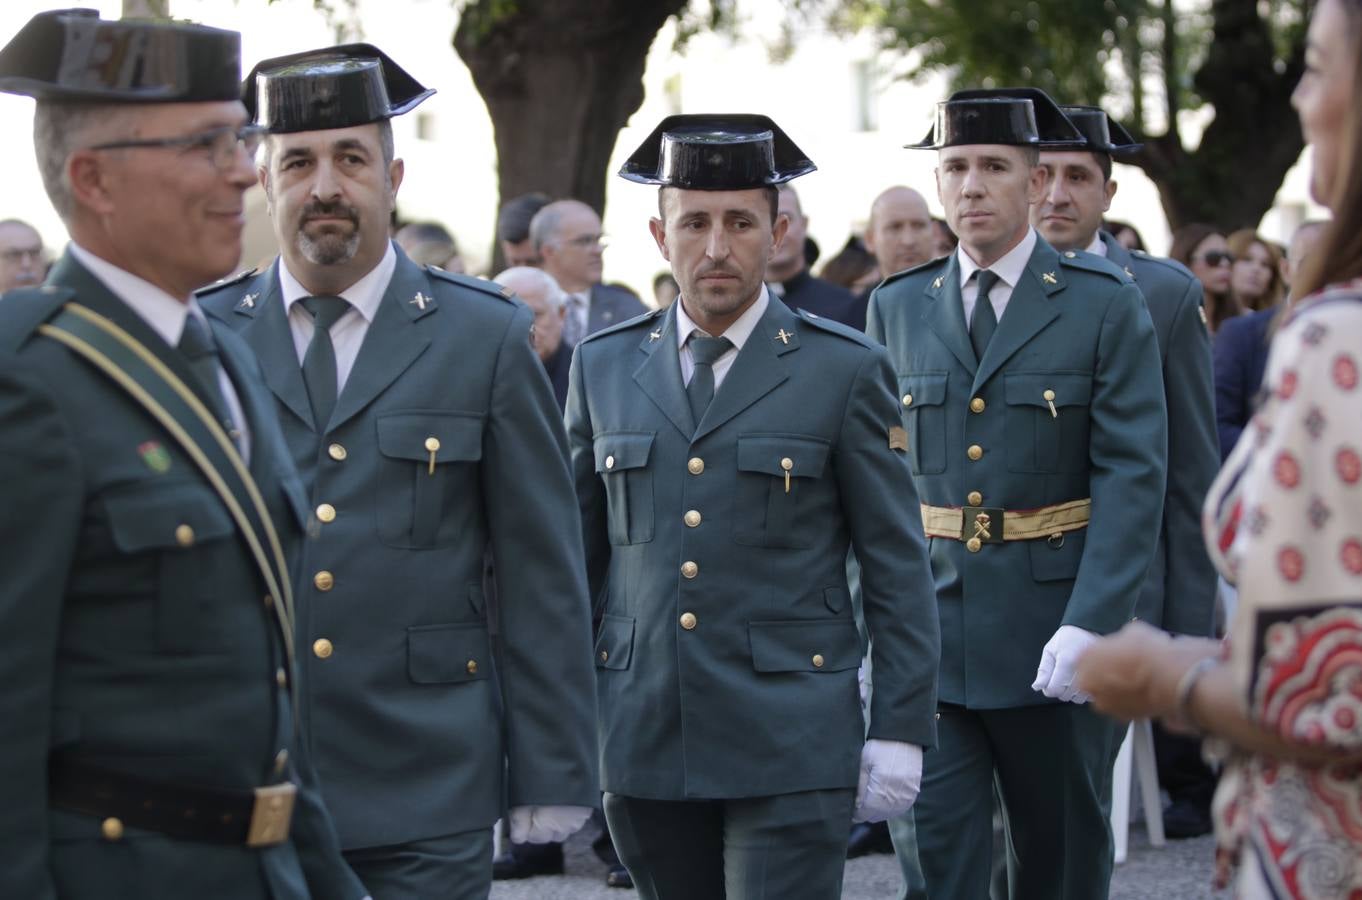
left=0, top=285, right=77, bottom=353
left=794, top=308, right=876, bottom=348
left=580, top=306, right=664, bottom=344
left=1128, top=250, right=1195, bottom=281
left=1056, top=249, right=1131, bottom=283
left=426, top=267, right=516, bottom=302
left=195, top=268, right=258, bottom=297
left=879, top=255, right=948, bottom=290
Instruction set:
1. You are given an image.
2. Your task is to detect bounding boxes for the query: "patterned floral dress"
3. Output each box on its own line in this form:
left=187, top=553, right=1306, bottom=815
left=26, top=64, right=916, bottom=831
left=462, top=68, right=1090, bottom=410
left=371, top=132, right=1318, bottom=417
left=1203, top=280, right=1362, bottom=899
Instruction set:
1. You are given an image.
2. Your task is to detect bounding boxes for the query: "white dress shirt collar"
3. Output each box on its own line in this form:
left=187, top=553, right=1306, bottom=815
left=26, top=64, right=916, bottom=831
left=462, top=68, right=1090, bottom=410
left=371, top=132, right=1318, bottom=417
left=956, top=227, right=1038, bottom=291
left=69, top=242, right=206, bottom=346
left=278, top=240, right=396, bottom=323
left=675, top=284, right=769, bottom=353
left=1085, top=233, right=1107, bottom=256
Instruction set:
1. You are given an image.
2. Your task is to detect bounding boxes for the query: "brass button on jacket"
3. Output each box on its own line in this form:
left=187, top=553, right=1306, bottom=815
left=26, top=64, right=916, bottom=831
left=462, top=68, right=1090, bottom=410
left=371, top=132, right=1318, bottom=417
left=315, top=503, right=336, bottom=523
left=967, top=444, right=984, bottom=461
left=313, top=570, right=334, bottom=591
left=605, top=455, right=615, bottom=470
left=812, top=654, right=825, bottom=668
left=967, top=491, right=983, bottom=507
left=687, top=457, right=705, bottom=475
left=684, top=510, right=702, bottom=527
left=466, top=659, right=478, bottom=675
left=275, top=667, right=288, bottom=687
left=970, top=397, right=986, bottom=414
left=902, top=394, right=913, bottom=407
left=966, top=537, right=982, bottom=553
left=327, top=443, right=347, bottom=461
left=101, top=817, right=124, bottom=841
left=312, top=638, right=333, bottom=659
left=174, top=524, right=194, bottom=547
left=679, top=612, right=697, bottom=630
left=681, top=561, right=699, bottom=579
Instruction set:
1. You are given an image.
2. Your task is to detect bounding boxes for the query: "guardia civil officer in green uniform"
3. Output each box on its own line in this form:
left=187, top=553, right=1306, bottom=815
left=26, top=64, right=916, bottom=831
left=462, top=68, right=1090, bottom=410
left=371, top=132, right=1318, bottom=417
left=568, top=114, right=940, bottom=900
left=1031, top=105, right=1219, bottom=640
left=0, top=10, right=367, bottom=900
left=198, top=45, right=598, bottom=900
left=866, top=90, right=1168, bottom=899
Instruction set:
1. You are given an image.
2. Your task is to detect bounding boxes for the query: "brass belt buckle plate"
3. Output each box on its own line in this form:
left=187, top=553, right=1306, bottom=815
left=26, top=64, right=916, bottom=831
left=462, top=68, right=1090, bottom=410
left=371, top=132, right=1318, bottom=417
left=961, top=507, right=1004, bottom=544
left=247, top=782, right=297, bottom=847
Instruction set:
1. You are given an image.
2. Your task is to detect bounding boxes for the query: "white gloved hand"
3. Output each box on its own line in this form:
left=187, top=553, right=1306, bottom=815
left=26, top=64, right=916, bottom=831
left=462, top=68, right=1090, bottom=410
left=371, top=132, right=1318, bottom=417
left=508, top=805, right=594, bottom=844
left=1031, top=624, right=1099, bottom=703
left=852, top=739, right=923, bottom=823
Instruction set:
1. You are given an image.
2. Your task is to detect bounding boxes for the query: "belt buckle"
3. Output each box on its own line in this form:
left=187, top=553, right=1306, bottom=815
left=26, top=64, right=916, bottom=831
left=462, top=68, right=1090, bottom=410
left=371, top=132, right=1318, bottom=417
left=961, top=507, right=1004, bottom=545
left=246, top=782, right=296, bottom=847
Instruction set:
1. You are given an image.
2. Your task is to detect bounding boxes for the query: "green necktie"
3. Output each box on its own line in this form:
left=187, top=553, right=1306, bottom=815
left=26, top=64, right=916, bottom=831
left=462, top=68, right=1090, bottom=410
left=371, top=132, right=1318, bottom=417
left=970, top=269, right=1000, bottom=362
left=686, top=333, right=733, bottom=427
left=177, top=313, right=230, bottom=428
left=300, top=295, right=351, bottom=431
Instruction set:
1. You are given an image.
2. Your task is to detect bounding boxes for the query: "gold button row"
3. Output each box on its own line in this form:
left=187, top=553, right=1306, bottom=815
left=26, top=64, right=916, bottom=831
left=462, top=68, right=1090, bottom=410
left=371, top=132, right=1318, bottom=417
left=679, top=612, right=697, bottom=630
left=681, top=561, right=698, bottom=579
left=688, top=457, right=705, bottom=475
left=328, top=443, right=347, bottom=461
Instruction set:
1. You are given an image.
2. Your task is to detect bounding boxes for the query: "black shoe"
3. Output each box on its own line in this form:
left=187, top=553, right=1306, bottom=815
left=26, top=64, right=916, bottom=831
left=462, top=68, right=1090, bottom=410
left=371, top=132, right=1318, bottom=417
left=492, top=841, right=565, bottom=879
left=847, top=821, right=894, bottom=858
left=1161, top=799, right=1213, bottom=839
left=606, top=864, right=634, bottom=888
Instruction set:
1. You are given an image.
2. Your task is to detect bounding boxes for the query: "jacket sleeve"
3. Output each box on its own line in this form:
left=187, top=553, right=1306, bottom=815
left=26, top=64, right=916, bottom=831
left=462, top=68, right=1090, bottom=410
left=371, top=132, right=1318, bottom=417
left=1212, top=317, right=1254, bottom=461
left=482, top=305, right=599, bottom=808
left=836, top=348, right=940, bottom=747
left=1159, top=279, right=1220, bottom=636
left=565, top=343, right=611, bottom=618
left=1062, top=284, right=1168, bottom=635
left=0, top=359, right=82, bottom=900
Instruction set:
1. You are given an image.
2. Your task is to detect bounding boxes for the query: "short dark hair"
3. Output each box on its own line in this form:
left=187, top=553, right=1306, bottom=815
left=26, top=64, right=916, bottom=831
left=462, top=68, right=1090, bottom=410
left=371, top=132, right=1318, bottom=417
left=1091, top=150, right=1113, bottom=182
left=657, top=185, right=780, bottom=224
left=1020, top=145, right=1040, bottom=168
left=497, top=192, right=551, bottom=243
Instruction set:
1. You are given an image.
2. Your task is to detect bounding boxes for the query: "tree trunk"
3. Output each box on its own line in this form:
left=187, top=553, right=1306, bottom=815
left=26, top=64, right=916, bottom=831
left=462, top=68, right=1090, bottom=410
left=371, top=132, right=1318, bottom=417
left=455, top=0, right=687, bottom=270
left=1127, top=0, right=1307, bottom=232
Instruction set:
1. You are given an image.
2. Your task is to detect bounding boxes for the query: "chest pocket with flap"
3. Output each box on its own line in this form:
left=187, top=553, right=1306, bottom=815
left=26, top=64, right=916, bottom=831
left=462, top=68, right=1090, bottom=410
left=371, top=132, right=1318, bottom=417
left=734, top=434, right=831, bottom=549
left=103, top=481, right=236, bottom=653
left=897, top=372, right=948, bottom=474
left=594, top=432, right=655, bottom=545
left=376, top=411, right=484, bottom=548
left=1002, top=373, right=1092, bottom=473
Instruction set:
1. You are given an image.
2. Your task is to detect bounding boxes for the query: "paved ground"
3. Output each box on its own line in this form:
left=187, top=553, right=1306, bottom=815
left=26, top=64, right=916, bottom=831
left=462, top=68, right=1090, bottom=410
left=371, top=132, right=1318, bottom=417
left=490, top=824, right=1228, bottom=899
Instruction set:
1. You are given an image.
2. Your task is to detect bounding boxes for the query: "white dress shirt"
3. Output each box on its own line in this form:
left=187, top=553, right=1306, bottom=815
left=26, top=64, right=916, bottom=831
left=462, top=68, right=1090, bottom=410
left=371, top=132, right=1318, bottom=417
left=69, top=243, right=251, bottom=461
left=675, top=285, right=769, bottom=389
left=958, top=227, right=1038, bottom=329
left=1084, top=233, right=1107, bottom=257
left=278, top=241, right=396, bottom=394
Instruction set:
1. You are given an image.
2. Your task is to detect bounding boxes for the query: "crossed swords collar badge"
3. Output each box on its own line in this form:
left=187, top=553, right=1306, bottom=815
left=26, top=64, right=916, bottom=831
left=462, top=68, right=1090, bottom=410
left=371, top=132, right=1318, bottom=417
left=238, top=292, right=258, bottom=309
left=410, top=291, right=432, bottom=311
left=775, top=328, right=793, bottom=345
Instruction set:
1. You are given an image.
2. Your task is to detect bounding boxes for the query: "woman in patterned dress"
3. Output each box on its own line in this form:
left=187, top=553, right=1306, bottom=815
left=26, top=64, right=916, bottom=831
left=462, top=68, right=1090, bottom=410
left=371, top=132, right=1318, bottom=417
left=1076, top=1, right=1362, bottom=896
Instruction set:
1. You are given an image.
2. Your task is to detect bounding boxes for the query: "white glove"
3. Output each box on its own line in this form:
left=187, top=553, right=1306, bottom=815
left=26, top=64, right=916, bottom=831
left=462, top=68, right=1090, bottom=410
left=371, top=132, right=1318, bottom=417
left=1031, top=624, right=1099, bottom=703
left=508, top=805, right=593, bottom=843
left=852, top=739, right=923, bottom=823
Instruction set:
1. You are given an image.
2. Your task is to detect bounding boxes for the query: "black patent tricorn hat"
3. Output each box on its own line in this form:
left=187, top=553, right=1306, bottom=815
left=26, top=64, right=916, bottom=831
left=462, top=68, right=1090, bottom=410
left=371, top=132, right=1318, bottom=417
left=0, top=8, right=241, bottom=102
left=1059, top=105, right=1143, bottom=154
left=245, top=43, right=434, bottom=133
left=909, top=87, right=1084, bottom=150
left=619, top=114, right=816, bottom=189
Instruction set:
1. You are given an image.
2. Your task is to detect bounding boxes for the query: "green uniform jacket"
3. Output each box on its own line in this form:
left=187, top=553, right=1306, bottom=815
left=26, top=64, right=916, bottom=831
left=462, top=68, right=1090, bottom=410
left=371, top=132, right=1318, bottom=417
left=1100, top=232, right=1219, bottom=637
left=567, top=296, right=940, bottom=801
left=200, top=246, right=598, bottom=850
left=0, top=252, right=364, bottom=900
left=866, top=235, right=1167, bottom=708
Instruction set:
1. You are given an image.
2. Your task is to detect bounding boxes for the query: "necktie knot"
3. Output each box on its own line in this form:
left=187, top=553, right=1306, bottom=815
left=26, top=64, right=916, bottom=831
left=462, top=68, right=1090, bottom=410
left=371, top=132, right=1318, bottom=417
left=301, top=295, right=351, bottom=331
left=688, top=333, right=732, bottom=367
left=974, top=269, right=999, bottom=298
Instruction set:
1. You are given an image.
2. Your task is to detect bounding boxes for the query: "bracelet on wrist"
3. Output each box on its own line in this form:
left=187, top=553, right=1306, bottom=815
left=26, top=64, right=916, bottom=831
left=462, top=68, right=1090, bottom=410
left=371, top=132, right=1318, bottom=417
left=1174, top=656, right=1218, bottom=734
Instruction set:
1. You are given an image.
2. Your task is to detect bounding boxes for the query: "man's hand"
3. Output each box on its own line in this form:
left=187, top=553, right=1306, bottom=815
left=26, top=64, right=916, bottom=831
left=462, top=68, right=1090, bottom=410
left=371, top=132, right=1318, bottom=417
left=507, top=805, right=593, bottom=843
left=1031, top=625, right=1099, bottom=703
left=852, top=739, right=923, bottom=823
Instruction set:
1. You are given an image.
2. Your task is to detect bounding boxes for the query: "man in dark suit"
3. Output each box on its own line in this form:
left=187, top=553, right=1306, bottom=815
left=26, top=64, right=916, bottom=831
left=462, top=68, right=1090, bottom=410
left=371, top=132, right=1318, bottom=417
left=766, top=183, right=859, bottom=326
left=868, top=89, right=1167, bottom=899
left=532, top=198, right=647, bottom=345
left=0, top=11, right=366, bottom=900
left=495, top=266, right=571, bottom=410
left=199, top=44, right=598, bottom=900
left=570, top=113, right=940, bottom=900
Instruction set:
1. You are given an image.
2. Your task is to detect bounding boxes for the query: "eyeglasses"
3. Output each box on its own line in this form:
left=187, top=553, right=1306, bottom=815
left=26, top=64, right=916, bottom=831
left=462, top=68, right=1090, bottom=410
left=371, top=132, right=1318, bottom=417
left=0, top=247, right=42, bottom=265
left=89, top=124, right=266, bottom=172
left=1193, top=250, right=1234, bottom=267
left=559, top=233, right=607, bottom=250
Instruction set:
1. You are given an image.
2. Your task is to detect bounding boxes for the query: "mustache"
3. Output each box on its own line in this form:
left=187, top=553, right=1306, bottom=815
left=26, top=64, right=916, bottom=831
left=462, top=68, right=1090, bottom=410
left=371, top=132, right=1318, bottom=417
left=300, top=200, right=359, bottom=226
left=695, top=262, right=741, bottom=278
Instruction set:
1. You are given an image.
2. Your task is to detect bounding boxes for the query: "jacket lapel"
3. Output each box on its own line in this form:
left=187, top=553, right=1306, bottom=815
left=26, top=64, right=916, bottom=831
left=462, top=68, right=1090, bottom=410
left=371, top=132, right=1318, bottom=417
left=1099, top=231, right=1138, bottom=282
left=631, top=304, right=694, bottom=439
left=327, top=247, right=433, bottom=434
left=971, top=240, right=1064, bottom=394
left=47, top=252, right=226, bottom=420
left=691, top=298, right=793, bottom=443
left=922, top=255, right=977, bottom=375
left=230, top=259, right=315, bottom=431
left=212, top=325, right=276, bottom=479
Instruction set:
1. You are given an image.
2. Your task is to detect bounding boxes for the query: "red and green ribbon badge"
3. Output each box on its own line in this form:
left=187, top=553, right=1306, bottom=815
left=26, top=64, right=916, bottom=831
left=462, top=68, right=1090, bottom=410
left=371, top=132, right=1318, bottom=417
left=138, top=440, right=172, bottom=474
